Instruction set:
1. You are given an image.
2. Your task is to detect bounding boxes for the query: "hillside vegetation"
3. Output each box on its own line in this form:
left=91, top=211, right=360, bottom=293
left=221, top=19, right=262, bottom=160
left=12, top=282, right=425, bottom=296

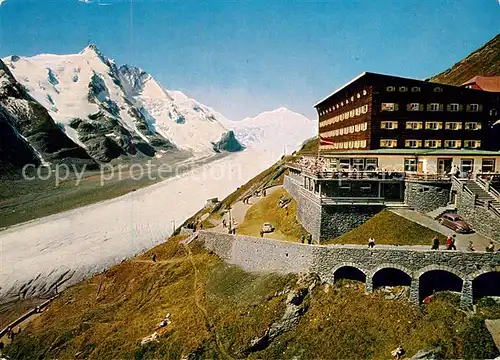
left=430, top=33, right=500, bottom=85
left=326, top=210, right=446, bottom=246
left=236, top=188, right=306, bottom=242
left=5, top=234, right=499, bottom=359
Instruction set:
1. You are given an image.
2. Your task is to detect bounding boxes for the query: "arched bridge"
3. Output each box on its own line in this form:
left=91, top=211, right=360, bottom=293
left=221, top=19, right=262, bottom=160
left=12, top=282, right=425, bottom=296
left=197, top=231, right=500, bottom=306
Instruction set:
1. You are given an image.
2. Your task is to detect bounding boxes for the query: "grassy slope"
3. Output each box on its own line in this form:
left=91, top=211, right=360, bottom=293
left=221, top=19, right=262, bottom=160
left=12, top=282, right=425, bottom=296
left=237, top=188, right=307, bottom=242
left=429, top=33, right=500, bottom=85
left=326, top=209, right=446, bottom=246
left=5, top=235, right=499, bottom=359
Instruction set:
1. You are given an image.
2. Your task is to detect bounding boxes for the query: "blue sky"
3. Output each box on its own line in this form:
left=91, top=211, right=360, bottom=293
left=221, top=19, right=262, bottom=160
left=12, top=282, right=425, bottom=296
left=0, top=0, right=498, bottom=120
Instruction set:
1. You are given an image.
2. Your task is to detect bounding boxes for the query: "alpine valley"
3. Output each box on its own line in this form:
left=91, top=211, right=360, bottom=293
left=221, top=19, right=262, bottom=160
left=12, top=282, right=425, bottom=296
left=0, top=45, right=315, bottom=303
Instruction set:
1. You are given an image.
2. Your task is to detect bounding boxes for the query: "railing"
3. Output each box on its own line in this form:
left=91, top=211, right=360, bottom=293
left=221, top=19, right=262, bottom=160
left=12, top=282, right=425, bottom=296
left=320, top=197, right=388, bottom=205
left=405, top=173, right=451, bottom=181
left=488, top=202, right=500, bottom=218
left=287, top=162, right=453, bottom=182
left=475, top=175, right=500, bottom=200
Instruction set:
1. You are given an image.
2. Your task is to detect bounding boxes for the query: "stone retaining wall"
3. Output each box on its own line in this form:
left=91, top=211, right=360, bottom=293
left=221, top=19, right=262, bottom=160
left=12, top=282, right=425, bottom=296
left=404, top=182, right=451, bottom=213
left=452, top=181, right=500, bottom=240
left=197, top=231, right=500, bottom=306
left=284, top=175, right=383, bottom=242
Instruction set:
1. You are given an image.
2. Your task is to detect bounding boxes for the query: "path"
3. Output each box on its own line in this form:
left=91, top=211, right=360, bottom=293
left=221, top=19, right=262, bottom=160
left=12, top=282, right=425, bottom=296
left=212, top=185, right=282, bottom=233
left=182, top=243, right=230, bottom=359
left=390, top=208, right=493, bottom=250
left=0, top=149, right=283, bottom=304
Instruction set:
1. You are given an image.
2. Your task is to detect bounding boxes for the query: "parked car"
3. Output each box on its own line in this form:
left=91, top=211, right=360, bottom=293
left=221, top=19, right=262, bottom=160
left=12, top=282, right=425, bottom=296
left=438, top=213, right=472, bottom=233
left=261, top=222, right=275, bottom=233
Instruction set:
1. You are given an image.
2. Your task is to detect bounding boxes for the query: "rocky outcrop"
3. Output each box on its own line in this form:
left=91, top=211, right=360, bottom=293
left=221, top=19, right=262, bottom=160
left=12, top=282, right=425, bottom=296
left=411, top=347, right=443, bottom=360
left=244, top=273, right=318, bottom=354
left=0, top=59, right=96, bottom=172
left=212, top=130, right=244, bottom=153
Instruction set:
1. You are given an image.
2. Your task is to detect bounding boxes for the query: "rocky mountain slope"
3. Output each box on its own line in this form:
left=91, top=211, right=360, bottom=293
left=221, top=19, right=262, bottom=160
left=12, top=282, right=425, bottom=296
left=429, top=33, right=500, bottom=85
left=2, top=45, right=242, bottom=165
left=0, top=59, right=96, bottom=171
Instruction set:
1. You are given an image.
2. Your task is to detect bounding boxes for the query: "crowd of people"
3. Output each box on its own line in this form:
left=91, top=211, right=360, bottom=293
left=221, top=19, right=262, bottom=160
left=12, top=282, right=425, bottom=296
left=431, top=235, right=498, bottom=252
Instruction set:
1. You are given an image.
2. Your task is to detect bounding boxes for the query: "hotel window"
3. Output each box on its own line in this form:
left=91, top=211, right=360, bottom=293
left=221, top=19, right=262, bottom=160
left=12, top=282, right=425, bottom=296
left=350, top=96, right=354, bottom=101
left=434, top=87, right=443, bottom=93
left=490, top=109, right=498, bottom=116
left=350, top=110, right=355, bottom=117
left=425, top=140, right=442, bottom=148
left=407, top=103, right=421, bottom=111
left=357, top=93, right=361, bottom=99
left=381, top=121, right=398, bottom=130
left=381, top=103, right=398, bottom=111
left=346, top=99, right=349, bottom=104
left=349, top=126, right=355, bottom=133
left=349, top=141, right=354, bottom=149
left=444, top=140, right=462, bottom=148
left=341, top=101, right=344, bottom=106
left=355, top=108, right=360, bottom=116
left=468, top=104, right=481, bottom=112
left=361, top=104, right=368, bottom=113
left=482, top=159, right=496, bottom=173
left=386, top=86, right=396, bottom=92
left=411, top=86, right=421, bottom=92
left=428, top=103, right=442, bottom=111
left=448, top=103, right=460, bottom=112
left=405, top=139, right=422, bottom=148
left=362, top=90, right=367, bottom=96
left=404, top=158, right=417, bottom=172
left=355, top=124, right=360, bottom=132
left=361, top=122, right=368, bottom=131
left=460, top=159, right=474, bottom=174
left=464, top=140, right=481, bottom=149
left=399, top=86, right=408, bottom=92
left=360, top=140, right=367, bottom=148
left=425, top=122, right=442, bottom=130
left=445, top=122, right=463, bottom=130
left=465, top=122, right=482, bottom=130
left=336, top=104, right=339, bottom=109
left=380, top=139, right=397, bottom=148
left=406, top=121, right=423, bottom=130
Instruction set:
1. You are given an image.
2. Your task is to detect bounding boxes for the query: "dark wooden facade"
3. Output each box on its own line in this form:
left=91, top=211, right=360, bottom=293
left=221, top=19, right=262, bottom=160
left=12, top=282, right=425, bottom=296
left=316, top=72, right=500, bottom=152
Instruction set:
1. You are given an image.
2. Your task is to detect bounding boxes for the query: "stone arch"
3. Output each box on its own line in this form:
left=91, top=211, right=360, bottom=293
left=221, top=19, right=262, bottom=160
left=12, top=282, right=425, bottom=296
left=369, top=264, right=413, bottom=290
left=417, top=265, right=464, bottom=302
left=331, top=262, right=367, bottom=283
left=471, top=271, right=500, bottom=301
left=415, top=264, right=465, bottom=280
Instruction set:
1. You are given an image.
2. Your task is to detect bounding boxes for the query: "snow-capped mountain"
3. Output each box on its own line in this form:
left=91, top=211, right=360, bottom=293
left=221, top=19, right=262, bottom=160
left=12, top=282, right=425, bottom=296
left=0, top=59, right=96, bottom=171
left=224, top=107, right=317, bottom=154
left=2, top=45, right=241, bottom=163
left=118, top=64, right=242, bottom=153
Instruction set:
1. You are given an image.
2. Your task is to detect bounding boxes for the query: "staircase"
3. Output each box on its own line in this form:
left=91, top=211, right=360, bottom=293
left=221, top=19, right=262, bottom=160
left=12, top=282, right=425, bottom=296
left=427, top=204, right=457, bottom=220
left=464, top=179, right=500, bottom=214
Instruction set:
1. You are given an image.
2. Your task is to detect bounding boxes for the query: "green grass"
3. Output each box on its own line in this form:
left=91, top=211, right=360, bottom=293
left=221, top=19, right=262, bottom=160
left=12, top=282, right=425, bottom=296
left=296, top=136, right=318, bottom=154
left=7, top=243, right=498, bottom=360
left=326, top=209, right=446, bottom=246
left=236, top=188, right=307, bottom=242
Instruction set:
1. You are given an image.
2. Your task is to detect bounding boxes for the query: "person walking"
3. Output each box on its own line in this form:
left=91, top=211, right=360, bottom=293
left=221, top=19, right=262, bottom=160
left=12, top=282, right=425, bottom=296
left=450, top=235, right=457, bottom=250
left=307, top=234, right=312, bottom=245
left=431, top=235, right=440, bottom=250
left=445, top=235, right=453, bottom=250
left=368, top=237, right=375, bottom=248
left=152, top=253, right=157, bottom=262
left=301, top=234, right=305, bottom=244
left=467, top=240, right=475, bottom=252
left=486, top=241, right=495, bottom=252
